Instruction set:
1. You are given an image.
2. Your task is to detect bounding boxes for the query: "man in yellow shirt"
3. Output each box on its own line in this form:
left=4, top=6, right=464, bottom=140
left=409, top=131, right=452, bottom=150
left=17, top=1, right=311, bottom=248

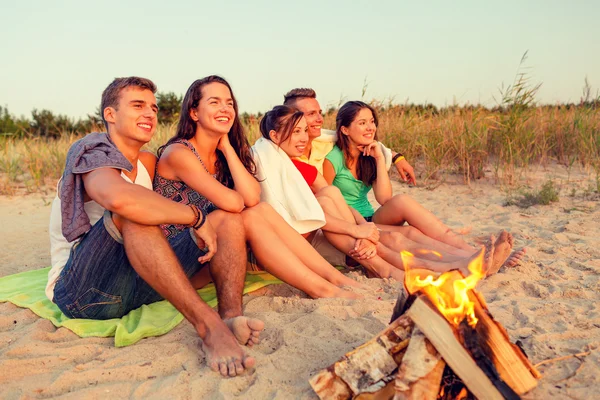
left=283, top=88, right=417, bottom=184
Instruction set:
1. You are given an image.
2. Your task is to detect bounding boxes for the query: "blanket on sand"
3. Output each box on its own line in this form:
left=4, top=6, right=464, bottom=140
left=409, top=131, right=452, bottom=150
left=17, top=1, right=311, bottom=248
left=0, top=267, right=282, bottom=347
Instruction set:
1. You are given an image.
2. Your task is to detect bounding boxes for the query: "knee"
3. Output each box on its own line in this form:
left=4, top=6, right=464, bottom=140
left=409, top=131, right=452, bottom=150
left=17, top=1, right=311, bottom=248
left=211, top=210, right=244, bottom=236
left=401, top=225, right=419, bottom=240
left=241, top=203, right=269, bottom=225
left=391, top=193, right=410, bottom=205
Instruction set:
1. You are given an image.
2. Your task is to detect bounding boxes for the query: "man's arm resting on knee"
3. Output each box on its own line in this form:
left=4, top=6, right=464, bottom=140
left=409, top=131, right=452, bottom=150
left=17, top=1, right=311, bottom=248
left=82, top=168, right=196, bottom=226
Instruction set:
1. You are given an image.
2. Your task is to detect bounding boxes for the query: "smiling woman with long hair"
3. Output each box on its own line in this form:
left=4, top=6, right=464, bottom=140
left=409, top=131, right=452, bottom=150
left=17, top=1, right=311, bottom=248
left=153, top=76, right=361, bottom=299
left=323, top=101, right=525, bottom=275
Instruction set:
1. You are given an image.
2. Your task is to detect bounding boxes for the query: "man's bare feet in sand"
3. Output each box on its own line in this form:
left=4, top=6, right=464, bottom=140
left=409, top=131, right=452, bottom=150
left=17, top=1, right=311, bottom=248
left=225, top=316, right=265, bottom=347
left=200, top=318, right=256, bottom=377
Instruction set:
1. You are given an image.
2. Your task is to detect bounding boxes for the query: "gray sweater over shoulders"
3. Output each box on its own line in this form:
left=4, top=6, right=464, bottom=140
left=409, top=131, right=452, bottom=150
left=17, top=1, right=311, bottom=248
left=59, top=132, right=132, bottom=242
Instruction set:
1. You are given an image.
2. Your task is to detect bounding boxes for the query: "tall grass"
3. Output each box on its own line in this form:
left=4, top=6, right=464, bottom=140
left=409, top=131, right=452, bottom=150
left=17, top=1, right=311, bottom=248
left=1, top=105, right=599, bottom=194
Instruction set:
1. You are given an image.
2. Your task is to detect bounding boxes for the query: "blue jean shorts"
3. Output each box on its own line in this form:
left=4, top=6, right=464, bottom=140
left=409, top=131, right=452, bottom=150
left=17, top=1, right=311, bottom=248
left=53, top=211, right=206, bottom=320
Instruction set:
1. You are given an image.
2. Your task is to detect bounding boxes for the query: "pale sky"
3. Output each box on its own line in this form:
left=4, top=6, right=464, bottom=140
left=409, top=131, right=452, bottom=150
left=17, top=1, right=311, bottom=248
left=1, top=0, right=598, bottom=119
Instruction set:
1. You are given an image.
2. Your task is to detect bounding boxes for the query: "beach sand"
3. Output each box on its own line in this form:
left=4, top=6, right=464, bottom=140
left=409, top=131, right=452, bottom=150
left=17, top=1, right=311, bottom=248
left=1, top=164, right=599, bottom=399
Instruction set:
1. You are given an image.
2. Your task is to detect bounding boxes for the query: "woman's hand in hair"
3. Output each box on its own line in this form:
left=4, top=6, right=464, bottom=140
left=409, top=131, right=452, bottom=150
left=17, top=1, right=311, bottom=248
left=360, top=142, right=384, bottom=161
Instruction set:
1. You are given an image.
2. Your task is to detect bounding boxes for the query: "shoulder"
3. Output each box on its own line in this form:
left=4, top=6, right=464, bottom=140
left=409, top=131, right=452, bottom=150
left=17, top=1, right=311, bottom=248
left=314, top=129, right=337, bottom=143
left=160, top=142, right=195, bottom=163
left=292, top=159, right=317, bottom=173
left=325, top=145, right=344, bottom=163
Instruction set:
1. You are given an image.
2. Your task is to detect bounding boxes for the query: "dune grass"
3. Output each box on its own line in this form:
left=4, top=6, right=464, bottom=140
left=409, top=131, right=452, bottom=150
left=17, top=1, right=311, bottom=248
left=1, top=103, right=599, bottom=195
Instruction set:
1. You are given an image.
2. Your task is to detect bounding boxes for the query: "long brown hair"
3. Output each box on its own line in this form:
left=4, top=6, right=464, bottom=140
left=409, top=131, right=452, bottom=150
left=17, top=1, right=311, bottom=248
left=159, top=75, right=256, bottom=187
left=259, top=105, right=304, bottom=145
left=335, top=101, right=379, bottom=186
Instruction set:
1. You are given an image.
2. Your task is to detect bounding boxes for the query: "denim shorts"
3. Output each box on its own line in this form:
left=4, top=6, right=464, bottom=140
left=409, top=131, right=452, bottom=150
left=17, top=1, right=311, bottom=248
left=53, top=211, right=206, bottom=320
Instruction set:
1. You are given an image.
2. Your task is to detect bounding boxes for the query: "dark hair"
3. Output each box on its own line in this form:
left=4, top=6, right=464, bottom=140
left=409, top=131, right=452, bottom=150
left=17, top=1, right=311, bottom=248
left=160, top=75, right=256, bottom=187
left=101, top=77, right=157, bottom=131
left=259, top=105, right=304, bottom=145
left=335, top=101, right=379, bottom=186
left=283, top=88, right=317, bottom=108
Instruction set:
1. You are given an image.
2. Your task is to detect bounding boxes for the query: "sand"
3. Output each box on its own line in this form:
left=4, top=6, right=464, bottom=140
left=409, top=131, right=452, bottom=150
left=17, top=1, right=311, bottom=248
left=1, top=164, right=599, bottom=399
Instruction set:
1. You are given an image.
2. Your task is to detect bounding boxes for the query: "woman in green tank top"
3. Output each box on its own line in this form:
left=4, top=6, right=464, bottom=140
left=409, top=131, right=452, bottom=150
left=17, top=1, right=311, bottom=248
left=323, top=101, right=524, bottom=275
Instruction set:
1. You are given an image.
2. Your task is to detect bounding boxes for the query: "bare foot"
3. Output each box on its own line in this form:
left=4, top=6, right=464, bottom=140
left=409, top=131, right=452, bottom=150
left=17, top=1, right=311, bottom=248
left=201, top=320, right=255, bottom=377
left=225, top=316, right=265, bottom=347
left=504, top=247, right=526, bottom=268
left=457, top=236, right=494, bottom=277
left=486, top=231, right=513, bottom=276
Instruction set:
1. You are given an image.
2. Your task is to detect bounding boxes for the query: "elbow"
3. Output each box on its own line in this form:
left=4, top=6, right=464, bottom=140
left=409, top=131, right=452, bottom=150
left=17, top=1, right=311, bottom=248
left=104, top=193, right=131, bottom=214
left=245, top=193, right=261, bottom=208
left=222, top=196, right=246, bottom=213
left=377, top=194, right=392, bottom=206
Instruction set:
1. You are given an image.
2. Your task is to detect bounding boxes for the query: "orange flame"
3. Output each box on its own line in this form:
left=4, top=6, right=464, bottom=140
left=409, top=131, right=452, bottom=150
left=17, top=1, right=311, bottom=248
left=402, top=248, right=486, bottom=327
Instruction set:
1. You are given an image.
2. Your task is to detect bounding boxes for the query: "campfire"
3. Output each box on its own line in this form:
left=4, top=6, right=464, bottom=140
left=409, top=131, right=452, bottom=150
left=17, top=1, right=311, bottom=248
left=309, top=249, right=541, bottom=399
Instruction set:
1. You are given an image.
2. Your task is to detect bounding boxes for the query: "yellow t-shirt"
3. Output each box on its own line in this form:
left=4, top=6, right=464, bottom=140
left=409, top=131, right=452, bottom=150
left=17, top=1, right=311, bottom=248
left=298, top=129, right=392, bottom=174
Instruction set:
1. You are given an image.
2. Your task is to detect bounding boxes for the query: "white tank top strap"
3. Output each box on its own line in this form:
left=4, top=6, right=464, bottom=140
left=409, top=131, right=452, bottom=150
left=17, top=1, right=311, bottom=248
left=120, top=159, right=152, bottom=190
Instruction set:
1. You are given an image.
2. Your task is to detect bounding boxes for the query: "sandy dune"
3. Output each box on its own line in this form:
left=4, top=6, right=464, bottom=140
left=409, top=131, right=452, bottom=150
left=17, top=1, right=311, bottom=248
left=1, top=165, right=599, bottom=399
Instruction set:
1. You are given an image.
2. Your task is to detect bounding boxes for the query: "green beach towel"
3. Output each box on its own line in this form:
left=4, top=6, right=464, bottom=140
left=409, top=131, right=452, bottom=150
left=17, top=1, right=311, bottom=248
left=0, top=267, right=282, bottom=347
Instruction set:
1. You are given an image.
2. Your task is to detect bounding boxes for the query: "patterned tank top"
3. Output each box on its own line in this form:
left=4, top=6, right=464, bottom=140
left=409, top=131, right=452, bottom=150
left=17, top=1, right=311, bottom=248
left=154, top=139, right=220, bottom=239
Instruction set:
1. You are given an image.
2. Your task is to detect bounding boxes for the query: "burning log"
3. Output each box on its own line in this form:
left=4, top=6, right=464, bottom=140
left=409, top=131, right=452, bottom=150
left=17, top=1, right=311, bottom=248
left=309, top=315, right=413, bottom=399
left=406, top=295, right=506, bottom=400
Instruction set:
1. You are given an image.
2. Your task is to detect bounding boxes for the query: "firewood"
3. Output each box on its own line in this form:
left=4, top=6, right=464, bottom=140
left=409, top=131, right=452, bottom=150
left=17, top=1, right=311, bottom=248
left=406, top=296, right=505, bottom=400
left=354, top=376, right=395, bottom=399
left=394, top=326, right=445, bottom=400
left=390, top=283, right=412, bottom=323
left=469, top=290, right=541, bottom=393
left=309, top=315, right=414, bottom=399
left=309, top=368, right=353, bottom=400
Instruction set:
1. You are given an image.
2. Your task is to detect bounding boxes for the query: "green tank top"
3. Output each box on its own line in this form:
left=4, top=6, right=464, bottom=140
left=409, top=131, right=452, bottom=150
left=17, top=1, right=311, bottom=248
left=325, top=146, right=374, bottom=218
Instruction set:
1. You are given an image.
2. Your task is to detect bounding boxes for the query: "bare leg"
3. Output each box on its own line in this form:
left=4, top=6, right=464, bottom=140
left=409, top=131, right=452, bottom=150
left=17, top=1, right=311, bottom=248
left=375, top=237, right=494, bottom=277
left=315, top=196, right=404, bottom=280
left=372, top=194, right=475, bottom=252
left=241, top=205, right=361, bottom=299
left=205, top=210, right=265, bottom=346
left=190, top=268, right=212, bottom=289
left=246, top=203, right=362, bottom=289
left=115, top=215, right=252, bottom=377
left=379, top=227, right=474, bottom=259
left=314, top=186, right=357, bottom=222
left=314, top=186, right=474, bottom=261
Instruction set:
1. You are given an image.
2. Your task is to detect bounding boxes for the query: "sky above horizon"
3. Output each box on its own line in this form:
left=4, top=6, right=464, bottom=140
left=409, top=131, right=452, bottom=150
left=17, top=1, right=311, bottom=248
left=1, top=0, right=598, bottom=120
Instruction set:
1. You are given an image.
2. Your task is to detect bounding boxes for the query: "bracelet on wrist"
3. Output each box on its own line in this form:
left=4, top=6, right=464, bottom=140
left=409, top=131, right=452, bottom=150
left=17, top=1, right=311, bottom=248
left=392, top=153, right=405, bottom=164
left=188, top=204, right=207, bottom=230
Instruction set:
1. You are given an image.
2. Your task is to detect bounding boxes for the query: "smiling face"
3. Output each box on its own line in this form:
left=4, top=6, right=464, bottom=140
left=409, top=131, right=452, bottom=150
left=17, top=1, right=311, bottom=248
left=191, top=82, right=235, bottom=137
left=271, top=116, right=309, bottom=158
left=340, top=107, right=377, bottom=148
left=293, top=97, right=324, bottom=139
left=105, top=87, right=158, bottom=144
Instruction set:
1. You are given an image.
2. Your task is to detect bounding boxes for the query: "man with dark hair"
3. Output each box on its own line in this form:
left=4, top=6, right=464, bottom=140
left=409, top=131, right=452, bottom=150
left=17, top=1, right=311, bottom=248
left=47, top=77, right=262, bottom=377
left=283, top=88, right=416, bottom=184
